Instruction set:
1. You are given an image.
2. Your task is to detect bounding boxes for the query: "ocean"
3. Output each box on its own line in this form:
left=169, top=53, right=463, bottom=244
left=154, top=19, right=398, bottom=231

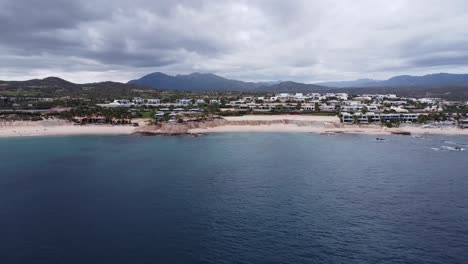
left=0, top=133, right=467, bottom=264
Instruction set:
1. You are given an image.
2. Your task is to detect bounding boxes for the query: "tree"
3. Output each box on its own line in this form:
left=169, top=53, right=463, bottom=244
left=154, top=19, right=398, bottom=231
left=362, top=106, right=368, bottom=114
left=296, top=102, right=302, bottom=110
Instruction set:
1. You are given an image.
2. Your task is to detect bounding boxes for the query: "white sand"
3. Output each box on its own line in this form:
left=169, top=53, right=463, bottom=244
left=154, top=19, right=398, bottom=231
left=223, top=115, right=340, bottom=122
left=0, top=120, right=135, bottom=137
left=1, top=116, right=467, bottom=137
left=189, top=124, right=468, bottom=135
left=189, top=115, right=468, bottom=135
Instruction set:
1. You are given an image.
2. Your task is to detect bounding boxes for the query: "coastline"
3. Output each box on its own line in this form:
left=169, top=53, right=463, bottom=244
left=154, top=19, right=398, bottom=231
left=188, top=124, right=468, bottom=135
left=0, top=120, right=135, bottom=137
left=188, top=116, right=468, bottom=135
left=1, top=115, right=468, bottom=137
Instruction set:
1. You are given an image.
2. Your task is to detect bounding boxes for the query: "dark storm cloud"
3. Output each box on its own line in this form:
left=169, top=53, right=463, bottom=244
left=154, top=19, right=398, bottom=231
left=0, top=0, right=220, bottom=73
left=1, top=0, right=468, bottom=82
left=0, top=0, right=104, bottom=32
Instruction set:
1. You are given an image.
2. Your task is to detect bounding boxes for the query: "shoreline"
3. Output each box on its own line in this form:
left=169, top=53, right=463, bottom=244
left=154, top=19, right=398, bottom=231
left=188, top=124, right=468, bottom=136
left=1, top=116, right=468, bottom=137
left=0, top=120, right=136, bottom=138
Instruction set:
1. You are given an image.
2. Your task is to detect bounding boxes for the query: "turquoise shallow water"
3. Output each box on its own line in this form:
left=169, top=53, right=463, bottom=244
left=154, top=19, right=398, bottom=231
left=0, top=133, right=467, bottom=264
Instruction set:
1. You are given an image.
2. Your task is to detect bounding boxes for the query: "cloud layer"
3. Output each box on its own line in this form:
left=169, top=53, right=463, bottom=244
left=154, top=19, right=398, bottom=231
left=1, top=0, right=468, bottom=83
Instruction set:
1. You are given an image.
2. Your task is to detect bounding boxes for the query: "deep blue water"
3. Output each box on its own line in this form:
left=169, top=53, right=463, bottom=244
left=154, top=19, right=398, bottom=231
left=0, top=133, right=467, bottom=264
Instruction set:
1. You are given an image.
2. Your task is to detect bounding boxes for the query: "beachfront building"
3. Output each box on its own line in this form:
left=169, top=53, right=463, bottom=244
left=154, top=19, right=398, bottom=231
left=400, top=114, right=419, bottom=122
left=320, top=104, right=336, bottom=112
left=342, top=112, right=419, bottom=124
left=353, top=112, right=369, bottom=124
left=458, top=119, right=468, bottom=129
left=301, top=104, right=316, bottom=111
left=365, top=112, right=381, bottom=122
left=381, top=113, right=419, bottom=123
left=342, top=112, right=354, bottom=124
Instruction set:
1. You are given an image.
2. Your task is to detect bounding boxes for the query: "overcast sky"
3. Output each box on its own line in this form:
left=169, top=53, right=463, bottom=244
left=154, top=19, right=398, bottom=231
left=1, top=0, right=468, bottom=83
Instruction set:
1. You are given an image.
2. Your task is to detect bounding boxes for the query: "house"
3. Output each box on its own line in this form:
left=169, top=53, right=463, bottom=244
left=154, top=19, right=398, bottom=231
left=195, top=99, right=206, bottom=105
left=367, top=104, right=381, bottom=112
left=459, top=119, right=468, bottom=129
left=210, top=99, right=220, bottom=105
left=400, top=114, right=419, bottom=122
left=390, top=106, right=409, bottom=113
left=178, top=99, right=191, bottom=106
left=353, top=112, right=368, bottom=123
left=320, top=104, right=336, bottom=112
left=383, top=100, right=407, bottom=106
left=99, top=99, right=133, bottom=108
left=365, top=112, right=381, bottom=122
left=306, top=93, right=321, bottom=100
left=341, top=104, right=363, bottom=112
left=342, top=112, right=354, bottom=124
left=381, top=114, right=402, bottom=122
left=132, top=97, right=144, bottom=105
left=294, top=93, right=307, bottom=101
left=154, top=112, right=165, bottom=119
left=301, top=104, right=315, bottom=111
left=380, top=113, right=416, bottom=122
left=146, top=99, right=161, bottom=106
left=336, top=93, right=349, bottom=100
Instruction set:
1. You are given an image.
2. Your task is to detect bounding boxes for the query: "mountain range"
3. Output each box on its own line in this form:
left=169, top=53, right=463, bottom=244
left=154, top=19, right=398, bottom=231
left=316, top=73, right=468, bottom=88
left=2, top=72, right=468, bottom=100
left=127, top=72, right=264, bottom=91
left=0, top=77, right=155, bottom=98
left=128, top=72, right=468, bottom=92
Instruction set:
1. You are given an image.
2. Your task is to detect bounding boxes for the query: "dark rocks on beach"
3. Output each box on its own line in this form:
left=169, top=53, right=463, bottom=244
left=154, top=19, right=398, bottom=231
left=390, top=131, right=411, bottom=136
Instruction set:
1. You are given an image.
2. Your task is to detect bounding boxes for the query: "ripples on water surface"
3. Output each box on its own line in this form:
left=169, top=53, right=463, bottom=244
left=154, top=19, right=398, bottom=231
left=0, top=133, right=467, bottom=263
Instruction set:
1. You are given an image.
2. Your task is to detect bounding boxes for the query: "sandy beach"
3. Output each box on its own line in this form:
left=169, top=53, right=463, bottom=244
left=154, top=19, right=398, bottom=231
left=188, top=115, right=468, bottom=135
left=0, top=120, right=136, bottom=137
left=189, top=124, right=468, bottom=135
left=1, top=115, right=468, bottom=137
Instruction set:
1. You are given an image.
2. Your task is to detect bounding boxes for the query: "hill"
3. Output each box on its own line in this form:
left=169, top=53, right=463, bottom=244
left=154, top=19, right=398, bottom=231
left=316, top=73, right=468, bottom=88
left=0, top=77, right=156, bottom=99
left=128, top=72, right=267, bottom=91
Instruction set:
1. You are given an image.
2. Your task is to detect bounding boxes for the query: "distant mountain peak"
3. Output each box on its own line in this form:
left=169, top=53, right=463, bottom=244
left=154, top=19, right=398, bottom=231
left=317, top=73, right=468, bottom=88
left=41, top=76, right=72, bottom=83
left=128, top=72, right=261, bottom=91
